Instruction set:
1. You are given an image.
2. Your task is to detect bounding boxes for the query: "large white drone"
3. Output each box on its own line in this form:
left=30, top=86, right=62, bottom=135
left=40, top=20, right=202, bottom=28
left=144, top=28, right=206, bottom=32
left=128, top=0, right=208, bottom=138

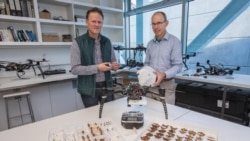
left=98, top=66, right=168, bottom=129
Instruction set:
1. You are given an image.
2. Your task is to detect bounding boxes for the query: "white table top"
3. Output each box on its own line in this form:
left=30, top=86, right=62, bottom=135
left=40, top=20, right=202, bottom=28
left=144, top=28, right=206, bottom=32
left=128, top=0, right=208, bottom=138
left=176, top=70, right=250, bottom=89
left=0, top=97, right=249, bottom=141
left=0, top=97, right=190, bottom=141
left=175, top=110, right=250, bottom=141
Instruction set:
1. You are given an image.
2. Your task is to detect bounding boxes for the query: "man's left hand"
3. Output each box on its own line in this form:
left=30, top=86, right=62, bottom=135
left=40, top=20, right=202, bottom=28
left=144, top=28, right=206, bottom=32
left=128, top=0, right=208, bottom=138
left=152, top=72, right=166, bottom=87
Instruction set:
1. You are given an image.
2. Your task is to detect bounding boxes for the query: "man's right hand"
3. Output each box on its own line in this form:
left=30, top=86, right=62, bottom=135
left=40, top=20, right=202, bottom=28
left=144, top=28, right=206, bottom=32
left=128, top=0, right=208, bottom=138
left=97, top=62, right=112, bottom=72
left=152, top=72, right=166, bottom=87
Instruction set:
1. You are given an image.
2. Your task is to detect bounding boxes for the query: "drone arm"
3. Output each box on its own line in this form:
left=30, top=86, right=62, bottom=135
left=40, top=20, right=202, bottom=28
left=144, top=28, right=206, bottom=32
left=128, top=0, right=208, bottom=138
left=223, top=66, right=240, bottom=75
left=183, top=61, right=189, bottom=71
left=144, top=87, right=158, bottom=96
left=31, top=65, right=37, bottom=76
left=143, top=88, right=159, bottom=101
left=224, top=66, right=240, bottom=71
left=144, top=87, right=168, bottom=119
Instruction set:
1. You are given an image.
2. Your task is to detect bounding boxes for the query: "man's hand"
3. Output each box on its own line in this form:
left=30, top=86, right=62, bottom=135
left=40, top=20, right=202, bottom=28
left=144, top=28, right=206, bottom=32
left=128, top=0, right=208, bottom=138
left=111, top=62, right=120, bottom=70
left=152, top=72, right=166, bottom=87
left=97, top=62, right=112, bottom=72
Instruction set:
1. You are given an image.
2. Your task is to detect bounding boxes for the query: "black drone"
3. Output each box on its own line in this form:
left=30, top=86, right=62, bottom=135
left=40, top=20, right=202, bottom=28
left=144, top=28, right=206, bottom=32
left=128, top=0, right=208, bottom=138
left=113, top=44, right=146, bottom=68
left=0, top=59, right=47, bottom=79
left=196, top=60, right=240, bottom=76
left=98, top=81, right=168, bottom=121
left=124, top=82, right=168, bottom=120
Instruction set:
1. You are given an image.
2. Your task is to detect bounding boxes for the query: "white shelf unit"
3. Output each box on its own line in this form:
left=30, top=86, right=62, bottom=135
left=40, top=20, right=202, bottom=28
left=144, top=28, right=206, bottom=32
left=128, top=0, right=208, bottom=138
left=0, top=0, right=123, bottom=45
left=0, top=15, right=38, bottom=44
left=0, top=0, right=124, bottom=66
left=38, top=0, right=74, bottom=43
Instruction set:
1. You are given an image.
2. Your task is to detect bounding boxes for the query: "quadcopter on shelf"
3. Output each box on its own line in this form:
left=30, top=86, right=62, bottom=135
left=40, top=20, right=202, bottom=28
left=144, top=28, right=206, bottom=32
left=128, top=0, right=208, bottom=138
left=182, top=52, right=196, bottom=71
left=196, top=60, right=240, bottom=76
left=134, top=44, right=147, bottom=67
left=113, top=44, right=146, bottom=68
left=0, top=59, right=47, bottom=79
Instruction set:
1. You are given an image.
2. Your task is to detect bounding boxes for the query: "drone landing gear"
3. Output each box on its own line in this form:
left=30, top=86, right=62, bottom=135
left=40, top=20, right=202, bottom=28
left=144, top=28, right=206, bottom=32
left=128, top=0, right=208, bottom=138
left=99, top=95, right=107, bottom=118
left=159, top=96, right=168, bottom=119
left=99, top=88, right=114, bottom=119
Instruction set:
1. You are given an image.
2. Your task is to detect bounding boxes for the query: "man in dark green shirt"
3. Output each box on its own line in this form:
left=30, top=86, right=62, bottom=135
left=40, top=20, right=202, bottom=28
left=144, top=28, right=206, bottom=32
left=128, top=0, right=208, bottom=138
left=70, top=7, right=120, bottom=108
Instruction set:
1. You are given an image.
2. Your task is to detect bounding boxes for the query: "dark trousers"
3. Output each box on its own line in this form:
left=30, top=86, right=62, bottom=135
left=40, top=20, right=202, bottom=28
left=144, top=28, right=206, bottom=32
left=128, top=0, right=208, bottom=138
left=81, top=81, right=114, bottom=108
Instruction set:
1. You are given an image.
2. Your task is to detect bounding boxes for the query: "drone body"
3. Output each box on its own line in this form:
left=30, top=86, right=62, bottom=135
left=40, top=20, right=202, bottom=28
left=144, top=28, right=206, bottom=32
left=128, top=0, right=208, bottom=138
left=123, top=81, right=145, bottom=101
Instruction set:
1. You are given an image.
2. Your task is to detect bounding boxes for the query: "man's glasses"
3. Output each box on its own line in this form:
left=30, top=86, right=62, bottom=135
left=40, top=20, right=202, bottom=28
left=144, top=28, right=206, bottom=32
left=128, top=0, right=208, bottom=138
left=89, top=20, right=103, bottom=24
left=151, top=21, right=166, bottom=26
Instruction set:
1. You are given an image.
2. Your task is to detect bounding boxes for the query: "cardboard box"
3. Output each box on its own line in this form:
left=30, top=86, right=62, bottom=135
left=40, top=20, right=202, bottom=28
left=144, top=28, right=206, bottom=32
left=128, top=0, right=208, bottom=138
left=62, top=34, right=72, bottom=42
left=42, top=33, right=59, bottom=42
left=39, top=11, right=51, bottom=19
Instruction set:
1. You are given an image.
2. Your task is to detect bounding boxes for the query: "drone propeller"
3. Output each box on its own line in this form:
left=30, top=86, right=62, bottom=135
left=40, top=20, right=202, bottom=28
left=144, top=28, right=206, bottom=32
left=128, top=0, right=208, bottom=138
left=0, top=61, right=12, bottom=71
left=183, top=52, right=196, bottom=59
left=0, top=61, right=12, bottom=64
left=136, top=44, right=147, bottom=50
left=27, top=58, right=49, bottom=64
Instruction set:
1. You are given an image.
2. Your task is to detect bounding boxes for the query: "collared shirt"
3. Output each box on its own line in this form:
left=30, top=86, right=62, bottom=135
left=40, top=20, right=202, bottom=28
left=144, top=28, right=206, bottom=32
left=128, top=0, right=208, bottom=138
left=70, top=38, right=116, bottom=82
left=144, top=32, right=183, bottom=79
